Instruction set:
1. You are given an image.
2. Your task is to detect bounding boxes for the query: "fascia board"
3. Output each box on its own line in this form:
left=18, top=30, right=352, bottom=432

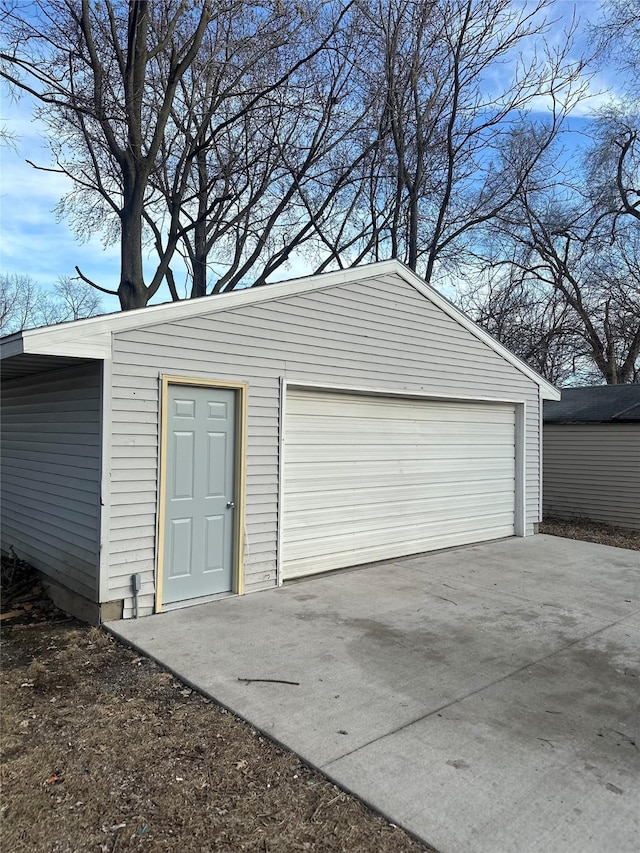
left=24, top=332, right=113, bottom=360
left=0, top=336, right=24, bottom=359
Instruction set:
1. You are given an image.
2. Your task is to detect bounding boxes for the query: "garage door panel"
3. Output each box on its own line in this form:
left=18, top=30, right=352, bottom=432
left=286, top=420, right=515, bottom=440
left=285, top=460, right=516, bottom=489
left=287, top=422, right=514, bottom=441
left=282, top=390, right=517, bottom=580
left=287, top=397, right=515, bottom=424
left=286, top=450, right=513, bottom=467
left=284, top=478, right=516, bottom=511
left=285, top=487, right=515, bottom=520
left=286, top=423, right=514, bottom=457
left=285, top=518, right=516, bottom=578
left=285, top=498, right=516, bottom=542
left=287, top=433, right=515, bottom=452
left=285, top=510, right=515, bottom=552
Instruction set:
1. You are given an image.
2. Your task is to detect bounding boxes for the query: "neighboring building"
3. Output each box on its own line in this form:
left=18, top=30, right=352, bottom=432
left=1, top=260, right=559, bottom=623
left=543, top=385, right=640, bottom=531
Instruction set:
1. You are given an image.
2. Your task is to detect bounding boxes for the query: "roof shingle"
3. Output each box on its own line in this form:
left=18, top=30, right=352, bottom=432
left=543, top=385, right=640, bottom=423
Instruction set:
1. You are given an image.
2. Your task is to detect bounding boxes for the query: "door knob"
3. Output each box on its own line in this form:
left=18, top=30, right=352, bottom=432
left=227, top=501, right=235, bottom=508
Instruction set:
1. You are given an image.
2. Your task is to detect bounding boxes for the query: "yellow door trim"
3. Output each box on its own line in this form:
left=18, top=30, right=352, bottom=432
left=156, top=375, right=248, bottom=613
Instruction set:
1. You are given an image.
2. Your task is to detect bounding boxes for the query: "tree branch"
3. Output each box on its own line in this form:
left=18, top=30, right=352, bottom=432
left=74, top=266, right=118, bottom=296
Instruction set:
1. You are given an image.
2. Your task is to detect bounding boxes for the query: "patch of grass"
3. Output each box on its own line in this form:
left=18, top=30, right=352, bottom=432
left=540, top=518, right=640, bottom=550
left=1, top=618, right=434, bottom=853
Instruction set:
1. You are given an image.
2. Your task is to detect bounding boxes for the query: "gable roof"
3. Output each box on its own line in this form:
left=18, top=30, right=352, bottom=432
left=544, top=385, right=640, bottom=423
left=1, top=259, right=560, bottom=399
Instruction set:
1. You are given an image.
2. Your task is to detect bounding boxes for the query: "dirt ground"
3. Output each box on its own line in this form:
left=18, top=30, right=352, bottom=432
left=1, top=561, right=432, bottom=853
left=540, top=517, right=640, bottom=550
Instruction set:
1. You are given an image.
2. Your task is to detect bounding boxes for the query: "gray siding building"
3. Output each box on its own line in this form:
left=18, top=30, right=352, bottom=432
left=543, top=385, right=640, bottom=531
left=1, top=261, right=559, bottom=622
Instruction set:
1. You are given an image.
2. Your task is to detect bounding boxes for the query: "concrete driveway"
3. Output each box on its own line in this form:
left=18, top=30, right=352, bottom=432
left=109, top=535, right=640, bottom=853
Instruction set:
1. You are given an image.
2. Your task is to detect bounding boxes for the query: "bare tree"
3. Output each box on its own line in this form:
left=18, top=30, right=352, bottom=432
left=585, top=111, right=639, bottom=226
left=1, top=273, right=43, bottom=332
left=1, top=0, right=374, bottom=305
left=458, top=266, right=579, bottom=384
left=1, top=0, right=591, bottom=309
left=0, top=272, right=103, bottom=333
left=590, top=0, right=640, bottom=100
left=456, top=0, right=640, bottom=386
left=144, top=0, right=372, bottom=297
left=464, top=119, right=640, bottom=385
left=1, top=0, right=216, bottom=309
left=305, top=0, right=587, bottom=284
left=53, top=275, right=103, bottom=321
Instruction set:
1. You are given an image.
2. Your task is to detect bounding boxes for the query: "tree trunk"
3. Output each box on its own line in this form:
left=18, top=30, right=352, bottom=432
left=191, top=230, right=207, bottom=299
left=190, top=147, right=209, bottom=299
left=118, top=190, right=148, bottom=310
left=407, top=190, right=419, bottom=271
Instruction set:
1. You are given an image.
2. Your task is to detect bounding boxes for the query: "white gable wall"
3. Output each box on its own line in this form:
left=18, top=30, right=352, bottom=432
left=107, top=273, right=541, bottom=617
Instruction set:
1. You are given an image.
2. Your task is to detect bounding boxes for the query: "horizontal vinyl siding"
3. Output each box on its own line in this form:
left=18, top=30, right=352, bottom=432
left=543, top=424, right=640, bottom=530
left=109, top=273, right=540, bottom=616
left=0, top=363, right=102, bottom=600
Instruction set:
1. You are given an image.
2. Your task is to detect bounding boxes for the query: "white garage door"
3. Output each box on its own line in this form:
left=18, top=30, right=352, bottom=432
left=282, top=389, right=516, bottom=579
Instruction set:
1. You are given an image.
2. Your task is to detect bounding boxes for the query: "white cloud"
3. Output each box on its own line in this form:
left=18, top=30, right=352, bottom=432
left=485, top=0, right=625, bottom=119
left=1, top=94, right=121, bottom=309
left=0, top=93, right=314, bottom=308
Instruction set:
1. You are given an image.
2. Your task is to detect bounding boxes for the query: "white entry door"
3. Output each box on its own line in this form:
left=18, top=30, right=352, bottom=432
left=162, top=384, right=236, bottom=603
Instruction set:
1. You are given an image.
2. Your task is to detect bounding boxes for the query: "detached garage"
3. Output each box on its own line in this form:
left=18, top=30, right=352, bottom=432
left=1, top=260, right=559, bottom=622
left=543, top=385, right=640, bottom=531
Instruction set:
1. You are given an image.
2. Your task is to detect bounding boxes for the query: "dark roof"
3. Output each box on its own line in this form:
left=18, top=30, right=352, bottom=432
left=544, top=385, right=640, bottom=423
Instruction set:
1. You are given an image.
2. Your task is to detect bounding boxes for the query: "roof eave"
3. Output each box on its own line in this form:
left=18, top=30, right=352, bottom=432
left=0, top=334, right=25, bottom=360
left=0, top=259, right=561, bottom=399
left=543, top=419, right=640, bottom=425
left=2, top=263, right=404, bottom=363
left=1, top=327, right=111, bottom=362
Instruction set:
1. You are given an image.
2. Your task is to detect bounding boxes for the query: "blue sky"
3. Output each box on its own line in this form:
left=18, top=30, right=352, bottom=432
left=0, top=107, right=123, bottom=313
left=0, top=0, right=614, bottom=314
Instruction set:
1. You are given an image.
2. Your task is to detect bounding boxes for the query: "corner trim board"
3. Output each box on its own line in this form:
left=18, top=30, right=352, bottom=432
left=98, top=358, right=113, bottom=603
left=538, top=388, right=544, bottom=523
left=276, top=377, right=286, bottom=587
left=515, top=402, right=527, bottom=537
